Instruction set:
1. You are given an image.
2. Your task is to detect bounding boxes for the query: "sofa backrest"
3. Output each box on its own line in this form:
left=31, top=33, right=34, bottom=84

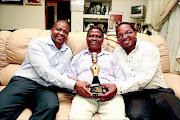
left=0, top=28, right=170, bottom=73
left=0, top=31, right=12, bottom=68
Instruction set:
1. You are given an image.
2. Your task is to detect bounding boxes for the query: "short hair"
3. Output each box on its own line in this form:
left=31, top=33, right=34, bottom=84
left=116, top=22, right=137, bottom=34
left=87, top=26, right=104, bottom=39
left=53, top=20, right=70, bottom=28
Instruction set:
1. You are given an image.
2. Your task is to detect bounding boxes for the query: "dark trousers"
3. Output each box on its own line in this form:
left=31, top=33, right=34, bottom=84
left=0, top=76, right=59, bottom=120
left=122, top=88, right=180, bottom=120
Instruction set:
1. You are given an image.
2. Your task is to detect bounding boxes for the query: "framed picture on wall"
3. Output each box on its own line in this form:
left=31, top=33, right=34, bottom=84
left=26, top=0, right=42, bottom=6
left=108, top=12, right=124, bottom=32
left=0, top=0, right=23, bottom=4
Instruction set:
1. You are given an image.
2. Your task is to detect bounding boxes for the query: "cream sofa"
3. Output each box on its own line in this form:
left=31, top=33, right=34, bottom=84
left=0, top=28, right=180, bottom=120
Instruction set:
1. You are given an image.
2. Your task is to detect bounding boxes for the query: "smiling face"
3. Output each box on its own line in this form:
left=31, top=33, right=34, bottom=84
left=51, top=20, right=70, bottom=49
left=87, top=28, right=103, bottom=54
left=116, top=24, right=137, bottom=53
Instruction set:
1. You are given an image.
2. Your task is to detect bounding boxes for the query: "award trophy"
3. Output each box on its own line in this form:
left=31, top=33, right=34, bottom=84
left=87, top=52, right=106, bottom=95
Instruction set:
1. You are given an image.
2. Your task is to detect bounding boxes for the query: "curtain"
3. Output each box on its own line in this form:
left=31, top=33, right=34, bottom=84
left=159, top=4, right=180, bottom=74
left=145, top=0, right=179, bottom=31
left=145, top=0, right=180, bottom=74
left=154, top=0, right=179, bottom=31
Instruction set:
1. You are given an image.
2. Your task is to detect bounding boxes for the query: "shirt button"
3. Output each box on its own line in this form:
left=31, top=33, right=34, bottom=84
left=132, top=69, right=133, bottom=71
left=134, top=75, right=135, bottom=77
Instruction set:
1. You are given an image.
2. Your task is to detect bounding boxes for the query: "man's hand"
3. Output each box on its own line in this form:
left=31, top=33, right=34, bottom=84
left=74, top=80, right=92, bottom=98
left=94, top=83, right=117, bottom=102
left=69, top=77, right=78, bottom=81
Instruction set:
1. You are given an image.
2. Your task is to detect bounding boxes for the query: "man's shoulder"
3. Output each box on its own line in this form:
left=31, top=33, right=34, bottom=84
left=30, top=36, right=50, bottom=44
left=138, top=40, right=158, bottom=50
left=76, top=49, right=87, bottom=55
left=138, top=39, right=156, bottom=47
left=137, top=40, right=159, bottom=54
left=72, top=49, right=87, bottom=59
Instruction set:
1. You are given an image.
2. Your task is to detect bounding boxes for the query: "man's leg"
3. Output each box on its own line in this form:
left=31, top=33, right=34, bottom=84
left=123, top=91, right=151, bottom=120
left=150, top=88, right=180, bottom=120
left=0, top=76, right=39, bottom=120
left=69, top=95, right=98, bottom=120
left=98, top=95, right=129, bottom=120
left=29, top=87, right=59, bottom=120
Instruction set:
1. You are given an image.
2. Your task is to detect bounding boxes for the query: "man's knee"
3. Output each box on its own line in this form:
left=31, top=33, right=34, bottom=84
left=47, top=103, right=59, bottom=111
left=125, top=98, right=151, bottom=120
left=128, top=111, right=147, bottom=120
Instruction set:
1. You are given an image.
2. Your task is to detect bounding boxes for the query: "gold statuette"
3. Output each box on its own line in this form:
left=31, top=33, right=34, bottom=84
left=86, top=52, right=106, bottom=95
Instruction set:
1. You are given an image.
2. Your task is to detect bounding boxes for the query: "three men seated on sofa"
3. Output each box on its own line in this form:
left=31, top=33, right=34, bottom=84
left=0, top=20, right=180, bottom=120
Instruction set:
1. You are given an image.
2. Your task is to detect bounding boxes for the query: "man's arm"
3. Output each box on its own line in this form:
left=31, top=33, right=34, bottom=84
left=68, top=52, right=92, bottom=98
left=27, top=39, right=76, bottom=90
left=115, top=44, right=161, bottom=94
left=98, top=44, right=161, bottom=101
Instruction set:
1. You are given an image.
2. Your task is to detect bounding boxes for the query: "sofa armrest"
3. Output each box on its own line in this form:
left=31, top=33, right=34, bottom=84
left=163, top=73, right=180, bottom=99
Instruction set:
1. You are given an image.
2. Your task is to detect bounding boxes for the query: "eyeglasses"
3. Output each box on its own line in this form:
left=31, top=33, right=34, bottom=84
left=117, top=31, right=133, bottom=39
left=87, top=35, right=102, bottom=39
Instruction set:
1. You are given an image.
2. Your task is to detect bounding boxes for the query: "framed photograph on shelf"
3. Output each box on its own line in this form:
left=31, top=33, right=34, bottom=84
left=0, top=0, right=23, bottom=4
left=26, top=0, right=42, bottom=6
left=108, top=12, right=123, bottom=32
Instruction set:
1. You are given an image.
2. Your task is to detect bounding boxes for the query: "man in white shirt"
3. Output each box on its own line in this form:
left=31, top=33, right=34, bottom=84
left=97, top=22, right=180, bottom=120
left=0, top=20, right=88, bottom=120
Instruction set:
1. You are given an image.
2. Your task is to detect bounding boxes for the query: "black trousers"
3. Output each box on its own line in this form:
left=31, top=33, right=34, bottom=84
left=0, top=76, right=59, bottom=120
left=122, top=88, right=180, bottom=120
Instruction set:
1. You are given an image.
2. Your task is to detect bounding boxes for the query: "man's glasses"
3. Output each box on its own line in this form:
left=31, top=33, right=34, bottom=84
left=117, top=31, right=133, bottom=39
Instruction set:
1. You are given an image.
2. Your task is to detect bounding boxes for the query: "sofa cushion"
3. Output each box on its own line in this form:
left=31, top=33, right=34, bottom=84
left=17, top=108, right=32, bottom=120
left=163, top=73, right=180, bottom=99
left=5, top=28, right=42, bottom=64
left=66, top=32, right=88, bottom=56
left=39, top=30, right=51, bottom=37
left=137, top=33, right=152, bottom=42
left=149, top=35, right=170, bottom=73
left=0, top=64, right=20, bottom=86
left=0, top=31, right=12, bottom=68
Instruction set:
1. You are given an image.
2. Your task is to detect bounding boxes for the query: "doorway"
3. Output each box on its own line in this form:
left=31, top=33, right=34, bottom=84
left=45, top=0, right=71, bottom=30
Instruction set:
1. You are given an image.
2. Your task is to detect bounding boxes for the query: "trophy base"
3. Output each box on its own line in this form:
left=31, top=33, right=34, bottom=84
left=86, top=84, right=106, bottom=95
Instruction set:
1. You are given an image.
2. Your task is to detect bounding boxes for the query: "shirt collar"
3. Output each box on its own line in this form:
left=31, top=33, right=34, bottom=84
left=46, top=35, right=69, bottom=52
left=83, top=48, right=110, bottom=56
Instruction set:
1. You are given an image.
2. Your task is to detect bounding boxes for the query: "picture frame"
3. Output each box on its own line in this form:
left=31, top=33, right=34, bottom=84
left=0, top=0, right=23, bottom=5
left=26, top=0, right=42, bottom=6
left=108, top=12, right=123, bottom=32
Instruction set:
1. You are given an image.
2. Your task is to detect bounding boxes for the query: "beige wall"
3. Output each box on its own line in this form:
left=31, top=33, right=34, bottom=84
left=71, top=11, right=83, bottom=32
left=112, top=0, right=148, bottom=23
left=0, top=0, right=148, bottom=31
left=0, top=1, right=45, bottom=30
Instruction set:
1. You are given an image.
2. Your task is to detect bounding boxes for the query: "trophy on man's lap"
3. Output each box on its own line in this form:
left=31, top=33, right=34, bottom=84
left=86, top=52, right=107, bottom=95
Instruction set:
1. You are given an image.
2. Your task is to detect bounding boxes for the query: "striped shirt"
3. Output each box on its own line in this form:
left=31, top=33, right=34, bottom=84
left=15, top=36, right=76, bottom=90
left=114, top=39, right=168, bottom=94
left=68, top=49, right=126, bottom=85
